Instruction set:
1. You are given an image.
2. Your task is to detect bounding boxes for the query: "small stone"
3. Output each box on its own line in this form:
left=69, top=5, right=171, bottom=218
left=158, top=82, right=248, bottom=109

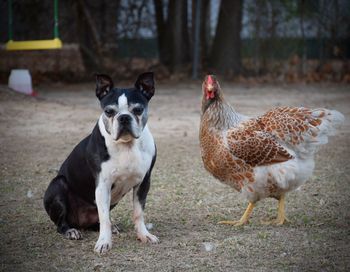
left=146, top=223, right=153, bottom=230
left=202, top=242, right=215, bottom=252
left=27, top=190, right=33, bottom=198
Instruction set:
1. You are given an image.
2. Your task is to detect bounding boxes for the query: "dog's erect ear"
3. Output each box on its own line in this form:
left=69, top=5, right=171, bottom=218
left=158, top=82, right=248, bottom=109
left=135, top=72, right=155, bottom=100
left=95, top=74, right=114, bottom=100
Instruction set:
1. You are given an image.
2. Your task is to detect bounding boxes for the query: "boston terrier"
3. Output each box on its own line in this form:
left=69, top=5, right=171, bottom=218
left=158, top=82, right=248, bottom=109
left=43, top=72, right=159, bottom=254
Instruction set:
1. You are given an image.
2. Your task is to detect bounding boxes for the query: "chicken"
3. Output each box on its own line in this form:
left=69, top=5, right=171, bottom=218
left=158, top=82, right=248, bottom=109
left=199, top=75, right=344, bottom=226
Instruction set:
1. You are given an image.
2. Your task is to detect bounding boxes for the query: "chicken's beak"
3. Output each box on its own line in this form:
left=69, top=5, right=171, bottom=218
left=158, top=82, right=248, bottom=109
left=206, top=83, right=214, bottom=92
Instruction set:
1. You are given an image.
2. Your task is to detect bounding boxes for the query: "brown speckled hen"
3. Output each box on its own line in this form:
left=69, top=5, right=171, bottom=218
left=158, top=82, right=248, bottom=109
left=199, top=75, right=344, bottom=226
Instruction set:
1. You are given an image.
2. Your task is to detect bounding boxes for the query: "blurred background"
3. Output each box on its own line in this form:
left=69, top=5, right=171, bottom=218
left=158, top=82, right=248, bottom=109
left=0, top=0, right=350, bottom=83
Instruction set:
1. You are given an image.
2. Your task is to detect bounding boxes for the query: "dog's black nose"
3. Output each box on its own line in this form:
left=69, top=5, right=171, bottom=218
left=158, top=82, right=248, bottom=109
left=118, top=114, right=132, bottom=124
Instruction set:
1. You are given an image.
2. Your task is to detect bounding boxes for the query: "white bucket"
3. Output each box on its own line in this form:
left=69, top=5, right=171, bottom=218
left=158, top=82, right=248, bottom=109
left=8, top=69, right=34, bottom=95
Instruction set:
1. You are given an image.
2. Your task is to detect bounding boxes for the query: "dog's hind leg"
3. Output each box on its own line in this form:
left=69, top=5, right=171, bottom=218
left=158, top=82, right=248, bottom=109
left=43, top=176, right=82, bottom=240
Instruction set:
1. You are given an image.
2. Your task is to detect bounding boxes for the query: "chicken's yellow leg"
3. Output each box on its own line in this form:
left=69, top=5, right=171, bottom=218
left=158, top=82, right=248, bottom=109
left=218, top=202, right=255, bottom=226
left=262, top=193, right=289, bottom=225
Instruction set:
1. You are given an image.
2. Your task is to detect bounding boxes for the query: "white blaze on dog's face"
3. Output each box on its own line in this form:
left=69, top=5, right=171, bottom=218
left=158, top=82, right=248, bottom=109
left=95, top=73, right=155, bottom=143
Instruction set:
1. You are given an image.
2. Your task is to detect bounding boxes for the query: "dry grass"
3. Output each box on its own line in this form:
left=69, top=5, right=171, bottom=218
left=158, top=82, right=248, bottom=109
left=0, top=81, right=349, bottom=271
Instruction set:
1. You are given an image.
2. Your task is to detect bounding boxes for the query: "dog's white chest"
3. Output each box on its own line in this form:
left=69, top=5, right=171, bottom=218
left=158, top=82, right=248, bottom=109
left=99, top=124, right=155, bottom=205
left=108, top=150, right=144, bottom=204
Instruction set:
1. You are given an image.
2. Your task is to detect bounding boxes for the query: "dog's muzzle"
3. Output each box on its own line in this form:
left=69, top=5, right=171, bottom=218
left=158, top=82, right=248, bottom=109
left=115, top=114, right=138, bottom=141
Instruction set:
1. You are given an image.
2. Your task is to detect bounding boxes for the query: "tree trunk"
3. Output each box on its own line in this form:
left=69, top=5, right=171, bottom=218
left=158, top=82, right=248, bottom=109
left=200, top=0, right=211, bottom=68
left=254, top=0, right=262, bottom=75
left=299, top=0, right=307, bottom=76
left=169, top=0, right=190, bottom=72
left=154, top=0, right=190, bottom=72
left=153, top=0, right=171, bottom=65
left=192, top=0, right=201, bottom=79
left=209, top=0, right=243, bottom=75
left=100, top=0, right=106, bottom=43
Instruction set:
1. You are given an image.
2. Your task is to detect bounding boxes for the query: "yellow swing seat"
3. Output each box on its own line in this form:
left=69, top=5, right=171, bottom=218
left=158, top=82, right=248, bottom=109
left=6, top=38, right=62, bottom=51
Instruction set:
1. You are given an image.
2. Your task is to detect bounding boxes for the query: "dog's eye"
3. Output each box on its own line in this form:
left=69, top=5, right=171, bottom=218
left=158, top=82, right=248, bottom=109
left=104, top=108, right=115, bottom=117
left=133, top=107, right=144, bottom=115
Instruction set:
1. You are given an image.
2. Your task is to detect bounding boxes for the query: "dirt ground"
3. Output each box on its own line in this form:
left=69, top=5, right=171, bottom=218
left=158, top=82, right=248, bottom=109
left=0, top=80, right=349, bottom=272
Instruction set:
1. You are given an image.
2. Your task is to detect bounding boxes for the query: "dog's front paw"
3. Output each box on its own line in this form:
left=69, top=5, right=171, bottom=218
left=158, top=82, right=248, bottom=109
left=137, top=231, right=159, bottom=244
left=65, top=228, right=82, bottom=240
left=94, top=238, right=112, bottom=254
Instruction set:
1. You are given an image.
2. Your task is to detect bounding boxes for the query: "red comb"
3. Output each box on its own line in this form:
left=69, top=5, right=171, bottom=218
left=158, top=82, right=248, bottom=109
left=207, top=75, right=213, bottom=84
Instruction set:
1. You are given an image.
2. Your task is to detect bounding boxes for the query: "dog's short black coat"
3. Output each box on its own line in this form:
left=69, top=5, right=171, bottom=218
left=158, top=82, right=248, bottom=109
left=44, top=125, right=110, bottom=231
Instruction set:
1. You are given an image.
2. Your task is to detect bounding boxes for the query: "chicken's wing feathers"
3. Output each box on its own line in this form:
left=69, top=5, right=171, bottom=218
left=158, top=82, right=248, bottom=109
left=226, top=129, right=293, bottom=167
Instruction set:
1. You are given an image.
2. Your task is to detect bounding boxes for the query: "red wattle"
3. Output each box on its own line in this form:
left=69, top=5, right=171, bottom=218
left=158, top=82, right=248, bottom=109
left=206, top=90, right=215, bottom=100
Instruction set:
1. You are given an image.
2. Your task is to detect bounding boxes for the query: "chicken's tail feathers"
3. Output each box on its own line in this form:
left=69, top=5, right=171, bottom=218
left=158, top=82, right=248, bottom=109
left=326, top=109, right=345, bottom=132
left=303, top=109, right=344, bottom=150
left=290, top=108, right=344, bottom=158
left=312, top=109, right=344, bottom=136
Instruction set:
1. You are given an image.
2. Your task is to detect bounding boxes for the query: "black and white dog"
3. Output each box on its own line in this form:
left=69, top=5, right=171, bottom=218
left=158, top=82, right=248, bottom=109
left=44, top=72, right=158, bottom=254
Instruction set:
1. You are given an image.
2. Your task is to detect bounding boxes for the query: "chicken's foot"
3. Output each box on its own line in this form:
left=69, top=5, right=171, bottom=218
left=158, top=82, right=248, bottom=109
left=218, top=202, right=255, bottom=226
left=262, top=194, right=289, bottom=225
